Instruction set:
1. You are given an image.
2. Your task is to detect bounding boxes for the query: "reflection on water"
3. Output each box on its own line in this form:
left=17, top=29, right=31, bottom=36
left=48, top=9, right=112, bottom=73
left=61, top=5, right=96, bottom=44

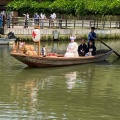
left=65, top=71, right=77, bottom=89
left=0, top=40, right=120, bottom=119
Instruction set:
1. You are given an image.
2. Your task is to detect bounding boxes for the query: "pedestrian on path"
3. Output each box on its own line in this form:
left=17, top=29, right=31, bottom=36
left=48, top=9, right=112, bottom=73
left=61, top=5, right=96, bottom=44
left=7, top=12, right=12, bottom=28
left=23, top=13, right=29, bottom=28
left=50, top=13, right=56, bottom=28
left=0, top=14, right=2, bottom=28
left=40, top=13, right=46, bottom=29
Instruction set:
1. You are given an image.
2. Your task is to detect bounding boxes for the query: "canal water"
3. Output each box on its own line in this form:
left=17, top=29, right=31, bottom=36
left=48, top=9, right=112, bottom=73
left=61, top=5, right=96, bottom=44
left=0, top=40, right=120, bottom=120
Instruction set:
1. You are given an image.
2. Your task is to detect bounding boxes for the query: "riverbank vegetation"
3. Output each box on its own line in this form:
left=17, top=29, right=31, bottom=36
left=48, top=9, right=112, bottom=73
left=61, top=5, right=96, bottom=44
left=13, top=34, right=120, bottom=42
left=5, top=0, right=120, bottom=41
left=1, top=33, right=120, bottom=41
left=7, top=0, right=120, bottom=20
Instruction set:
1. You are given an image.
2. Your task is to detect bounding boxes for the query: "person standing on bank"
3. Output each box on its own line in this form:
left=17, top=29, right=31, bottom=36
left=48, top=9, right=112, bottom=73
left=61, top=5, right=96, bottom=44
left=23, top=13, right=29, bottom=28
left=78, top=39, right=88, bottom=56
left=40, top=13, right=46, bottom=29
left=0, top=14, right=2, bottom=28
left=34, top=13, right=39, bottom=25
left=88, top=27, right=97, bottom=47
left=50, top=13, right=56, bottom=28
left=7, top=12, right=12, bottom=28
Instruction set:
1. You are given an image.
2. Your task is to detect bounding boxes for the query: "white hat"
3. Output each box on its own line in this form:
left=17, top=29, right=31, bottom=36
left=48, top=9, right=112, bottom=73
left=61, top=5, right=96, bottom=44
left=70, top=34, right=76, bottom=40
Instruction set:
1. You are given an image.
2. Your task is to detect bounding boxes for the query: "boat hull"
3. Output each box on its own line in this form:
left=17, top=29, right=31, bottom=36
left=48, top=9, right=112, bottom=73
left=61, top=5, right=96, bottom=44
left=10, top=50, right=113, bottom=67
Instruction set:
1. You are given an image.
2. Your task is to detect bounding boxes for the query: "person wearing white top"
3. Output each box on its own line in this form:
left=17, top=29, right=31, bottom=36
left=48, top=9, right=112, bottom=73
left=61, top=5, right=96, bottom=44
left=40, top=13, right=46, bottom=29
left=64, top=35, right=79, bottom=57
left=53, top=13, right=56, bottom=19
left=50, top=13, right=56, bottom=28
left=1, top=11, right=6, bottom=17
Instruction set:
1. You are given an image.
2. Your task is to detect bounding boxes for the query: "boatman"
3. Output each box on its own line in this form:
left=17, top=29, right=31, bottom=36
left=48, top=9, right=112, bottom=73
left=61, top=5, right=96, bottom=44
left=64, top=34, right=79, bottom=57
left=88, top=27, right=97, bottom=47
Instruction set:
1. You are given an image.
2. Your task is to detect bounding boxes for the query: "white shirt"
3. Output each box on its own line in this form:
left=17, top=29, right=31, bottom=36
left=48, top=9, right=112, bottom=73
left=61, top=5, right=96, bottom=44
left=26, top=14, right=29, bottom=20
left=50, top=13, right=56, bottom=19
left=41, top=14, right=45, bottom=19
left=53, top=13, right=56, bottom=19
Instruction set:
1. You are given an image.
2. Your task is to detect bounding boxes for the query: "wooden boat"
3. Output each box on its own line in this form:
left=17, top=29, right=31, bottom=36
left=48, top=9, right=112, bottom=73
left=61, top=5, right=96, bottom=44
left=10, top=49, right=113, bottom=67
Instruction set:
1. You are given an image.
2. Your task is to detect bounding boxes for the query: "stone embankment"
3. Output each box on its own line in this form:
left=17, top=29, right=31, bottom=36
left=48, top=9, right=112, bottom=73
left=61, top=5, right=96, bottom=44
left=1, top=26, right=120, bottom=40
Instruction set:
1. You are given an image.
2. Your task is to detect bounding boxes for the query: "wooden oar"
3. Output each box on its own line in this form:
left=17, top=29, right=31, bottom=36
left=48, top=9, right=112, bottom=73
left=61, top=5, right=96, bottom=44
left=97, top=39, right=120, bottom=57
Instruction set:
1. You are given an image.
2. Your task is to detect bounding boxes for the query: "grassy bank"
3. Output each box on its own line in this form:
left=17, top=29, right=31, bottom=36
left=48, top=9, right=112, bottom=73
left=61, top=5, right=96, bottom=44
left=17, top=34, right=120, bottom=42
left=0, top=34, right=120, bottom=41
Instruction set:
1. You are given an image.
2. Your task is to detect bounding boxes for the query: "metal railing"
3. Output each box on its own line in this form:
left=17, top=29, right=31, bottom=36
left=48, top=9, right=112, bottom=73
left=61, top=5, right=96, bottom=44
left=1, top=17, right=120, bottom=29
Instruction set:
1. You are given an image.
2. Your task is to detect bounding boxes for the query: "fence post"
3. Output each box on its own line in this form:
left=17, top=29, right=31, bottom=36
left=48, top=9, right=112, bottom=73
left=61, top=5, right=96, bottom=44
left=90, top=20, right=91, bottom=28
left=118, top=21, right=120, bottom=29
left=103, top=21, right=105, bottom=29
left=110, top=21, right=111, bottom=29
left=12, top=16, right=14, bottom=28
left=96, top=19, right=98, bottom=29
left=2, top=15, right=5, bottom=28
left=94, top=20, right=95, bottom=27
left=74, top=20, right=75, bottom=29
left=65, top=19, right=67, bottom=28
left=38, top=18, right=40, bottom=26
left=59, top=19, right=62, bottom=29
left=116, top=21, right=118, bottom=28
left=82, top=20, right=84, bottom=29
left=49, top=19, right=50, bottom=28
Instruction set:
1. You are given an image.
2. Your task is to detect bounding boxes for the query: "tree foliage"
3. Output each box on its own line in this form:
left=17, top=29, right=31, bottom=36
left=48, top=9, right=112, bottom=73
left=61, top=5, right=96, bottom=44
left=6, top=0, right=120, bottom=15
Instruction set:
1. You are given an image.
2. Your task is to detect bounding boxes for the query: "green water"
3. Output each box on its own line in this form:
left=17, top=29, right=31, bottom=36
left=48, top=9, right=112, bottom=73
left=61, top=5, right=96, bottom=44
left=0, top=40, right=120, bottom=120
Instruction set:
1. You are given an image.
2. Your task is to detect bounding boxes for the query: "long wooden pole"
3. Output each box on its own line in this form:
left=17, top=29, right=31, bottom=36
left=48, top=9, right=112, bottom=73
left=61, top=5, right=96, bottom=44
left=38, top=41, right=40, bottom=56
left=98, top=39, right=120, bottom=57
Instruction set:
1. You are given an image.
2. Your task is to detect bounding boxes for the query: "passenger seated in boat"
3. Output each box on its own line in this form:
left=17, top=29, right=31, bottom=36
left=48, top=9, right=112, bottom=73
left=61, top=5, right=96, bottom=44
left=64, top=34, right=79, bottom=57
left=19, top=40, right=25, bottom=48
left=78, top=39, right=88, bottom=56
left=86, top=40, right=96, bottom=56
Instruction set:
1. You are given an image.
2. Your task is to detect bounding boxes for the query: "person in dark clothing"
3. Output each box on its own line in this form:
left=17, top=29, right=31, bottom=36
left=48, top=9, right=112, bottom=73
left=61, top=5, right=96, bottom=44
left=88, top=27, right=97, bottom=47
left=0, top=14, right=2, bottom=28
left=88, top=40, right=96, bottom=55
left=23, top=13, right=29, bottom=28
left=78, top=39, right=88, bottom=56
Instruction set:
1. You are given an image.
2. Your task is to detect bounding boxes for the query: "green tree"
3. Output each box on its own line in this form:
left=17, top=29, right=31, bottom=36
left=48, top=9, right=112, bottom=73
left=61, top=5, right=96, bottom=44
left=6, top=0, right=120, bottom=16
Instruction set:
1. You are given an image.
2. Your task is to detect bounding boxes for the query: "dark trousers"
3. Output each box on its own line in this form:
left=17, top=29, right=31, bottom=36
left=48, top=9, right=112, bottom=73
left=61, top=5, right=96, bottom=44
left=24, top=20, right=28, bottom=28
